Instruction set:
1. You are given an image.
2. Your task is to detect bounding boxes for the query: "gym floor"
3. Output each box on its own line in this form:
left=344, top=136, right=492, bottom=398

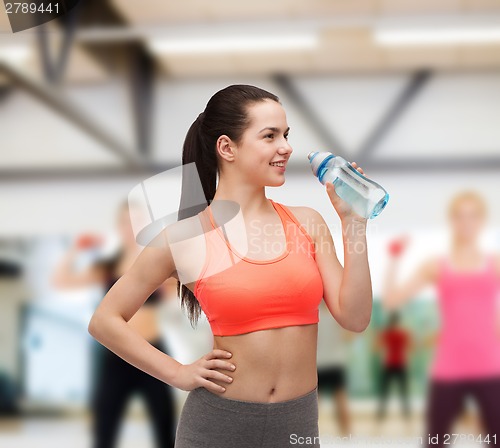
left=0, top=397, right=484, bottom=448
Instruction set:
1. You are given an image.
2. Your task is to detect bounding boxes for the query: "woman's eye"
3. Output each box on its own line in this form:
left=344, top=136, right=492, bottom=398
left=265, top=134, right=274, bottom=139
left=284, top=134, right=289, bottom=140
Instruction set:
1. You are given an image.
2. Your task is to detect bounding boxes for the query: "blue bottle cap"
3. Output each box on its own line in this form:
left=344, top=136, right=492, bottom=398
left=308, top=152, right=334, bottom=177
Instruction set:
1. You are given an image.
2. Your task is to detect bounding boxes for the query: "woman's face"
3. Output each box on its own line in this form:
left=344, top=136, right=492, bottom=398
left=449, top=199, right=485, bottom=243
left=231, top=100, right=293, bottom=187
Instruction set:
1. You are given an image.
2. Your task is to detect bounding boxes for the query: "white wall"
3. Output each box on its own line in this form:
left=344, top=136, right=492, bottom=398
left=295, top=73, right=500, bottom=158
left=3, top=73, right=499, bottom=168
left=0, top=81, right=133, bottom=168
left=2, top=170, right=499, bottom=234
left=1, top=74, right=499, bottom=295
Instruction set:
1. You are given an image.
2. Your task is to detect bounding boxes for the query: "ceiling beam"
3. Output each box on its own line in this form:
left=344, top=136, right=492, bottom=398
left=0, top=85, right=13, bottom=102
left=128, top=45, right=155, bottom=157
left=1, top=156, right=500, bottom=183
left=273, top=74, right=347, bottom=158
left=68, top=0, right=137, bottom=75
left=36, top=4, right=81, bottom=84
left=361, top=156, right=500, bottom=172
left=0, top=61, right=145, bottom=168
left=357, top=69, right=432, bottom=160
left=47, top=0, right=158, bottom=158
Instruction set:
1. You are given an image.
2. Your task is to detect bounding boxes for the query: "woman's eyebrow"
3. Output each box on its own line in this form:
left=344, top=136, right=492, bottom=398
left=258, top=126, right=290, bottom=133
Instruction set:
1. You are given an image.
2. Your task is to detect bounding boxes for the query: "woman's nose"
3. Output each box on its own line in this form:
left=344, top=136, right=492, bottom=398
left=279, top=141, right=293, bottom=155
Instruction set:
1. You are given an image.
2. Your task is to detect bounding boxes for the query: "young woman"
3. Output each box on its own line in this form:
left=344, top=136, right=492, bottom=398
left=52, top=202, right=176, bottom=448
left=88, top=85, right=373, bottom=447
left=383, top=191, right=500, bottom=447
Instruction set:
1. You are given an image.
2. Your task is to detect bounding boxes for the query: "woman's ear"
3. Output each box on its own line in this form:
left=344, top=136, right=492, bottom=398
left=216, top=135, right=236, bottom=163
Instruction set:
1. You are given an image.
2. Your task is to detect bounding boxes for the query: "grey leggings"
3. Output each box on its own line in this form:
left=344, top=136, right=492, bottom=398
left=175, top=386, right=320, bottom=448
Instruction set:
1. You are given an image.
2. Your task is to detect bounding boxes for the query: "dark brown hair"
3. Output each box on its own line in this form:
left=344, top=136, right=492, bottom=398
left=177, top=84, right=280, bottom=325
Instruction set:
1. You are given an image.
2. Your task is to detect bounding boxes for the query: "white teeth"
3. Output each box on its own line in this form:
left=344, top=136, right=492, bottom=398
left=270, top=162, right=285, bottom=167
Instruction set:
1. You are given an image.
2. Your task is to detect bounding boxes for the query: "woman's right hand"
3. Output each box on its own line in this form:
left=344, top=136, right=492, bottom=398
left=172, top=349, right=236, bottom=393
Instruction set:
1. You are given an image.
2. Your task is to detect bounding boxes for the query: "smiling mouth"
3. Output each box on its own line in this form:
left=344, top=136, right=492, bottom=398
left=269, top=162, right=285, bottom=167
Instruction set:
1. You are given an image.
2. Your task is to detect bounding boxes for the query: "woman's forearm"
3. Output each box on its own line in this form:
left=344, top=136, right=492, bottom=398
left=88, top=311, right=182, bottom=387
left=338, top=218, right=372, bottom=332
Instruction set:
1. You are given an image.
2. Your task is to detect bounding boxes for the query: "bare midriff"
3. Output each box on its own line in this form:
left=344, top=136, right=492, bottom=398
left=210, top=323, right=318, bottom=403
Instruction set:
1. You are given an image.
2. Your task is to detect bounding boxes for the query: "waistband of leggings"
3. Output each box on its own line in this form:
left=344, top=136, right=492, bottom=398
left=190, top=386, right=318, bottom=415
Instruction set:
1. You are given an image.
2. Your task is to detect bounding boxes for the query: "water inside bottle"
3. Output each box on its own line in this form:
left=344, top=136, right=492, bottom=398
left=323, top=164, right=385, bottom=219
left=330, top=174, right=369, bottom=218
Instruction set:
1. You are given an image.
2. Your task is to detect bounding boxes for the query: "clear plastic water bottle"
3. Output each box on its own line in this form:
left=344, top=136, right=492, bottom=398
left=308, top=152, right=389, bottom=219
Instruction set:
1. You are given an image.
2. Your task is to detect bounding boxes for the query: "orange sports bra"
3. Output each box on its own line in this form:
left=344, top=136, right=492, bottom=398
left=194, top=199, right=324, bottom=336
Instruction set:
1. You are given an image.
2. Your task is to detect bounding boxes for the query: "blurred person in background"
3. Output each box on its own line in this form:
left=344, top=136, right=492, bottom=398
left=375, top=310, right=412, bottom=421
left=383, top=191, right=500, bottom=447
left=87, top=84, right=373, bottom=448
left=316, top=300, right=352, bottom=436
left=51, top=201, right=176, bottom=448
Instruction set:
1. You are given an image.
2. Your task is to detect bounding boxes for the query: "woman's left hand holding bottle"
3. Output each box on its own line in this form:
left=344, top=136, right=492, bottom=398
left=325, top=161, right=368, bottom=224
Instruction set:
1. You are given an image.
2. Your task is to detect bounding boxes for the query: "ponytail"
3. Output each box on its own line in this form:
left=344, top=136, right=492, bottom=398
left=177, top=84, right=280, bottom=326
left=178, top=113, right=218, bottom=221
left=177, top=113, right=217, bottom=325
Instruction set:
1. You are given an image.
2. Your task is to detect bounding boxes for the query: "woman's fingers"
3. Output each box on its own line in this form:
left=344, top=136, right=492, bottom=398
left=351, top=161, right=365, bottom=175
left=200, top=378, right=227, bottom=393
left=205, top=358, right=236, bottom=372
left=325, top=182, right=337, bottom=203
left=204, top=369, right=234, bottom=384
left=197, top=349, right=236, bottom=392
left=205, top=349, right=232, bottom=360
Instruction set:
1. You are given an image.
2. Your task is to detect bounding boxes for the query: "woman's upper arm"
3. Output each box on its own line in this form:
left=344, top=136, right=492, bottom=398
left=291, top=206, right=344, bottom=307
left=96, top=229, right=176, bottom=321
left=384, top=257, right=439, bottom=310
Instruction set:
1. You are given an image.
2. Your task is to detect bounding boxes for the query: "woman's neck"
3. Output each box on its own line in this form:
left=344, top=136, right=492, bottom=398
left=213, top=177, right=269, bottom=214
left=451, top=239, right=481, bottom=258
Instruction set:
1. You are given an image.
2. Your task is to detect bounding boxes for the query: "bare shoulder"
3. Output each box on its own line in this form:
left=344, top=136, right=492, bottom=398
left=286, top=205, right=324, bottom=222
left=155, top=213, right=207, bottom=284
left=139, top=214, right=204, bottom=266
left=419, top=256, right=441, bottom=282
left=283, top=205, right=329, bottom=240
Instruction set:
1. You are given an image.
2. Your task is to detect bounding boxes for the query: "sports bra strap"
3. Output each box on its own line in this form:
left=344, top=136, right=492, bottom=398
left=198, top=207, right=212, bottom=234
left=270, top=200, right=316, bottom=248
left=199, top=200, right=316, bottom=262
